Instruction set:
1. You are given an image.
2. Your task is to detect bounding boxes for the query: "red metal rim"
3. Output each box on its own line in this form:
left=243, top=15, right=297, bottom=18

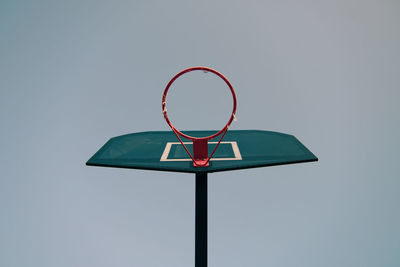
left=162, top=66, right=237, bottom=141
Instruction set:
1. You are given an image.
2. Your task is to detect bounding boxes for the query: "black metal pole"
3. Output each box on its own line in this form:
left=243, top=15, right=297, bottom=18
left=195, top=172, right=207, bottom=267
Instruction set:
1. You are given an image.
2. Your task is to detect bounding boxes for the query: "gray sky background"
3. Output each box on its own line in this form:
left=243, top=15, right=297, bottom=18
left=1, top=0, right=399, bottom=266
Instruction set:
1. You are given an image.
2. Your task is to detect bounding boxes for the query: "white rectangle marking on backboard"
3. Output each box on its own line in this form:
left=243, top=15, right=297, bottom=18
left=160, top=141, right=242, bottom=162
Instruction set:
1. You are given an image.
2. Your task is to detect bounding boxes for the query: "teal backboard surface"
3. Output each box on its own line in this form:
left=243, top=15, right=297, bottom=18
left=86, top=130, right=318, bottom=173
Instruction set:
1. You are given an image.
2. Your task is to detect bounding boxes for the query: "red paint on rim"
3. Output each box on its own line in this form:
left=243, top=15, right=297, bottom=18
left=162, top=66, right=237, bottom=141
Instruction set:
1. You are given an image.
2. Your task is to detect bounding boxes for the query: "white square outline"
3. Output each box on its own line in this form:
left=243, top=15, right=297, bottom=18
left=160, top=141, right=242, bottom=162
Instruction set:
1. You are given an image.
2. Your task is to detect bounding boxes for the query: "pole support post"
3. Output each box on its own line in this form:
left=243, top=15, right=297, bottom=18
left=195, top=172, right=208, bottom=267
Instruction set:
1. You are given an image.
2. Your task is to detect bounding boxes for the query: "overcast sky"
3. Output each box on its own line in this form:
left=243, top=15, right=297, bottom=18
left=1, top=1, right=399, bottom=267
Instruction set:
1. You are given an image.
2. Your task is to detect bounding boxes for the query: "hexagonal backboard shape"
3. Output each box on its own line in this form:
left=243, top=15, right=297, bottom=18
left=86, top=130, right=317, bottom=173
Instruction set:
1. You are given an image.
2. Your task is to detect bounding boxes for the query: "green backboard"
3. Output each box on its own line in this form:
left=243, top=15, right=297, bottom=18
left=86, top=130, right=317, bottom=173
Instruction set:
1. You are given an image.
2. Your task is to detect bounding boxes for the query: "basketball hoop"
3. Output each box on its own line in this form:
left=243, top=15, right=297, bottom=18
left=162, top=66, right=237, bottom=167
